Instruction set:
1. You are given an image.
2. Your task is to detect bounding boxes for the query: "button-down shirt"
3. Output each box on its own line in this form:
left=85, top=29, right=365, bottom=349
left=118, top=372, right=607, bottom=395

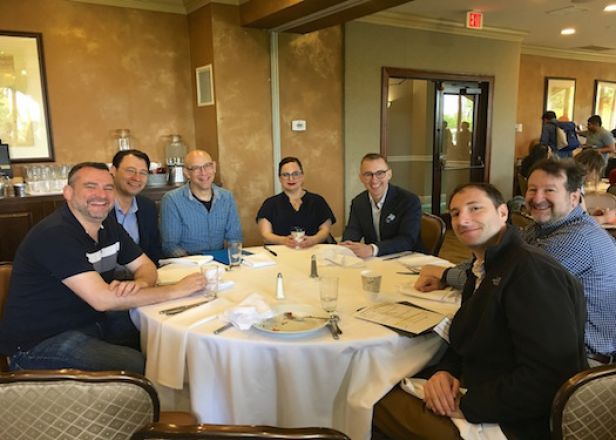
left=369, top=186, right=388, bottom=256
left=114, top=198, right=139, bottom=244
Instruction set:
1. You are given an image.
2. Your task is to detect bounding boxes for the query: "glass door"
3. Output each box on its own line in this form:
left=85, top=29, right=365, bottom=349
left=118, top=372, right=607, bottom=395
left=381, top=68, right=491, bottom=216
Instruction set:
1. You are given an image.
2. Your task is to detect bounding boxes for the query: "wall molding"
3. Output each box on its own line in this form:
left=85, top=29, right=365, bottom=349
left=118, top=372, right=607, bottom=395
left=69, top=0, right=239, bottom=14
left=522, top=44, right=616, bottom=64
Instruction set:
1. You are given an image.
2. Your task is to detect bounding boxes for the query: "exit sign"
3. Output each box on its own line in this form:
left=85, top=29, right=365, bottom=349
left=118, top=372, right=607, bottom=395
left=466, top=11, right=483, bottom=29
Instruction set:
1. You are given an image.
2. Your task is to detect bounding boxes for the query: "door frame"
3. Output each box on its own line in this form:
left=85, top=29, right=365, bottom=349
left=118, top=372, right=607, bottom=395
left=380, top=67, right=494, bottom=214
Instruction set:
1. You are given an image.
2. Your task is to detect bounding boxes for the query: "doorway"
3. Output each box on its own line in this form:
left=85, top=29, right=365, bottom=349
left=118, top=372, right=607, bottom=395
left=380, top=68, right=492, bottom=216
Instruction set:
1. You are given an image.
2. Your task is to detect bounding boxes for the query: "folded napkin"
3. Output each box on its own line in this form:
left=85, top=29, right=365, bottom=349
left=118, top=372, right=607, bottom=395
left=219, top=292, right=275, bottom=330
left=242, top=254, right=276, bottom=268
left=317, top=246, right=364, bottom=268
left=158, top=255, right=213, bottom=266
left=399, top=283, right=461, bottom=305
left=400, top=378, right=507, bottom=440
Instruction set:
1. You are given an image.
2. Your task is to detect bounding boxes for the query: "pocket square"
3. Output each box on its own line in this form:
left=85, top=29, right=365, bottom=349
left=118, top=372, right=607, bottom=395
left=385, top=213, right=396, bottom=223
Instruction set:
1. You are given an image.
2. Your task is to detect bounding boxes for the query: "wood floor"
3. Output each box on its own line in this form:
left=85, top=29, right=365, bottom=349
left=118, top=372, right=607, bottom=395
left=438, top=229, right=472, bottom=264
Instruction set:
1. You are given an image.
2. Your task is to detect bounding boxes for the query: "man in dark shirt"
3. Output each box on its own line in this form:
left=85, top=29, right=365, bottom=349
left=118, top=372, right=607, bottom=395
left=0, top=162, right=205, bottom=373
left=374, top=183, right=587, bottom=440
left=340, top=153, right=424, bottom=257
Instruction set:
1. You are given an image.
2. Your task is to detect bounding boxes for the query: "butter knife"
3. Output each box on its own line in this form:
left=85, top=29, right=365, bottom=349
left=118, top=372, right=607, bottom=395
left=159, top=298, right=213, bottom=316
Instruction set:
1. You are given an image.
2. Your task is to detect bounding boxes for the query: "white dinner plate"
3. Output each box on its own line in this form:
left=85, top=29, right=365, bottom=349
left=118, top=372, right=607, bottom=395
left=254, top=304, right=329, bottom=336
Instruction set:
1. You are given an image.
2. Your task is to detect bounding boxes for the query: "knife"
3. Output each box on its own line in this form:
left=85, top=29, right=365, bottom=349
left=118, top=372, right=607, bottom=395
left=213, top=322, right=233, bottom=334
left=159, top=298, right=213, bottom=316
left=331, top=314, right=343, bottom=335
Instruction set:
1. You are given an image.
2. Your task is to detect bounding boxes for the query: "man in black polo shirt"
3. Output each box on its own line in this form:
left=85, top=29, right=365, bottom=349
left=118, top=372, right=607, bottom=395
left=0, top=162, right=206, bottom=373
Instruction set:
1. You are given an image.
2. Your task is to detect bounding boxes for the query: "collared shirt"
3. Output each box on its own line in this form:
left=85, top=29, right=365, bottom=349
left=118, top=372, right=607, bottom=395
left=522, top=205, right=616, bottom=357
left=369, top=186, right=388, bottom=256
left=114, top=197, right=139, bottom=244
left=160, top=183, right=242, bottom=257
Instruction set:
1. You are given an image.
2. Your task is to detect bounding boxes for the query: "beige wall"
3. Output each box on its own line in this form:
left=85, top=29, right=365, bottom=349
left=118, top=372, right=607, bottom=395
left=516, top=54, right=616, bottom=157
left=0, top=0, right=195, bottom=168
left=345, top=21, right=521, bottom=202
left=278, top=28, right=344, bottom=238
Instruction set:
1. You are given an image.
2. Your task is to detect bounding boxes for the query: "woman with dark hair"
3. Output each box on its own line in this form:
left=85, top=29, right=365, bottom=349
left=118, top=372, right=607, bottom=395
left=520, top=143, right=550, bottom=178
left=256, top=157, right=336, bottom=248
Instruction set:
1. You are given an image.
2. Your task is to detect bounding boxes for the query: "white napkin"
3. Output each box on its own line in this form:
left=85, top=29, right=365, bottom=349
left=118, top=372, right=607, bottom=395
left=400, top=378, right=507, bottom=440
left=158, top=255, right=213, bottom=266
left=317, top=246, right=364, bottom=268
left=399, top=283, right=461, bottom=305
left=242, top=254, right=276, bottom=268
left=219, top=292, right=275, bottom=330
left=157, top=261, right=226, bottom=286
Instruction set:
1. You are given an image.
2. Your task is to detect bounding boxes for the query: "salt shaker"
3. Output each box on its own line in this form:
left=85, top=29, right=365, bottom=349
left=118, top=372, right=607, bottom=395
left=310, top=255, right=318, bottom=278
left=275, top=273, right=286, bottom=300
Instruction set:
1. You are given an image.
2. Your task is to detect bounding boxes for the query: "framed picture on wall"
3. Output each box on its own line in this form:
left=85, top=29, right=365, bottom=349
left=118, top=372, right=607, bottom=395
left=544, top=77, right=576, bottom=121
left=593, top=80, right=616, bottom=130
left=0, top=30, right=54, bottom=162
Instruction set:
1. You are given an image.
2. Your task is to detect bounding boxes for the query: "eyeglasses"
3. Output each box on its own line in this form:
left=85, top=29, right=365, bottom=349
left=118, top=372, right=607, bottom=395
left=186, top=162, right=215, bottom=172
left=121, top=167, right=149, bottom=177
left=361, top=169, right=389, bottom=179
left=280, top=171, right=303, bottom=179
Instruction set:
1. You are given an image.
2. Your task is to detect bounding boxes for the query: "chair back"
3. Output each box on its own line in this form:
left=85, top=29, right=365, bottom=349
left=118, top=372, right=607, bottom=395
left=551, top=364, right=616, bottom=440
left=0, top=262, right=11, bottom=372
left=420, top=213, right=446, bottom=256
left=0, top=369, right=160, bottom=439
left=131, top=423, right=351, bottom=440
left=510, top=212, right=534, bottom=230
left=517, top=173, right=528, bottom=196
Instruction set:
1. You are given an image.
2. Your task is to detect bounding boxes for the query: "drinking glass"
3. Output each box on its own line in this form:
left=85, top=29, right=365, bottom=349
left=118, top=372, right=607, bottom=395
left=291, top=227, right=305, bottom=249
left=201, top=264, right=220, bottom=300
left=227, top=241, right=243, bottom=269
left=319, top=276, right=339, bottom=314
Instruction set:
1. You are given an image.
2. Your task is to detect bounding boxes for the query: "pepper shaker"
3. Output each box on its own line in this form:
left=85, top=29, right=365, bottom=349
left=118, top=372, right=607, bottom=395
left=310, top=255, right=319, bottom=278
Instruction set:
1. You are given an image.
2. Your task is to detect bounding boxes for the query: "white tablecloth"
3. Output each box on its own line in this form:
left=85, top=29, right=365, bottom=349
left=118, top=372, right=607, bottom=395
left=136, top=245, right=459, bottom=440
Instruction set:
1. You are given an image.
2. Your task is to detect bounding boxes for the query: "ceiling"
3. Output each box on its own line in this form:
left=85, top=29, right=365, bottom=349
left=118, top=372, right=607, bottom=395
left=71, top=0, right=616, bottom=61
left=372, top=0, right=616, bottom=60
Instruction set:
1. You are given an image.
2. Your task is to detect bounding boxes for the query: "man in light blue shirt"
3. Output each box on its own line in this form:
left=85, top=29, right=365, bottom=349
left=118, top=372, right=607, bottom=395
left=160, top=150, right=242, bottom=257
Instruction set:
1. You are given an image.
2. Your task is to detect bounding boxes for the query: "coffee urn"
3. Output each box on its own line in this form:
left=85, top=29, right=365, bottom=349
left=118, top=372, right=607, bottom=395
left=166, top=135, right=187, bottom=185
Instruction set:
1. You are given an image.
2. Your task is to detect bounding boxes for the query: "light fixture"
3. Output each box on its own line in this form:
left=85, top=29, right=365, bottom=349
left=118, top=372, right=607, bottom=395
left=604, top=4, right=616, bottom=11
left=561, top=28, right=576, bottom=35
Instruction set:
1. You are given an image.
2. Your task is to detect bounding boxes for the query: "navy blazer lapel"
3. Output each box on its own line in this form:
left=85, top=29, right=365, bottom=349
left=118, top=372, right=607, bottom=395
left=378, top=185, right=397, bottom=237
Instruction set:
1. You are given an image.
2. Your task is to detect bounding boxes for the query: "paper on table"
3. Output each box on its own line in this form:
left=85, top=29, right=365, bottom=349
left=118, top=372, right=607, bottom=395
left=158, top=255, right=213, bottom=266
left=317, top=246, right=364, bottom=268
left=355, top=302, right=445, bottom=335
left=156, top=262, right=232, bottom=286
left=400, top=378, right=507, bottom=440
left=399, top=284, right=461, bottom=305
left=242, top=254, right=276, bottom=268
left=398, top=254, right=452, bottom=268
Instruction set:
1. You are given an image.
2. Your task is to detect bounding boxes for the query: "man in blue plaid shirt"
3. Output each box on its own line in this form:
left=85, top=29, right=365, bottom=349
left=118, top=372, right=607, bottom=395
left=418, top=159, right=616, bottom=366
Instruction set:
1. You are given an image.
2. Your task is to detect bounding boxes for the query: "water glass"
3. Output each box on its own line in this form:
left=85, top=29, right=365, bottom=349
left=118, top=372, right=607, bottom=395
left=319, top=276, right=339, bottom=314
left=291, top=227, right=305, bottom=249
left=228, top=241, right=243, bottom=269
left=201, top=264, right=220, bottom=300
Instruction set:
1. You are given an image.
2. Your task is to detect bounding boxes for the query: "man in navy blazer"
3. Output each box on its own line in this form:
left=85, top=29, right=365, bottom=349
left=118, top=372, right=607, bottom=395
left=109, top=149, right=162, bottom=265
left=341, top=153, right=424, bottom=257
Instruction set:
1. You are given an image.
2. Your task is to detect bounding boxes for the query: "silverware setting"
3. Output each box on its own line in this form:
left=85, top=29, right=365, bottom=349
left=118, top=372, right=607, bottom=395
left=400, top=264, right=422, bottom=274
left=213, top=322, right=233, bottom=334
left=159, top=298, right=213, bottom=316
left=328, top=314, right=342, bottom=339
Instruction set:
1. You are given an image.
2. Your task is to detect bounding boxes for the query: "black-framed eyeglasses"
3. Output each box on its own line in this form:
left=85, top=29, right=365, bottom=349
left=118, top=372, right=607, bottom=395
left=362, top=169, right=389, bottom=179
left=121, top=167, right=149, bottom=177
left=185, top=162, right=215, bottom=172
left=280, top=171, right=303, bottom=179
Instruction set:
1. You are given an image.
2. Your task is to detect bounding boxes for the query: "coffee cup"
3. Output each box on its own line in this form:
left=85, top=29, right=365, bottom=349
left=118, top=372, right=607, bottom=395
left=361, top=270, right=382, bottom=294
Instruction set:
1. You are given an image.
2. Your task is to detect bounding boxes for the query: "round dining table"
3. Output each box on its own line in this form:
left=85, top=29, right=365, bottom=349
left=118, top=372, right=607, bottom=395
left=136, top=244, right=458, bottom=440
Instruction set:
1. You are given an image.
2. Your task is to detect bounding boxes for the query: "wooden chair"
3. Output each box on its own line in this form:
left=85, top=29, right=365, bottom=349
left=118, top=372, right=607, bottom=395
left=550, top=364, right=616, bottom=440
left=420, top=213, right=446, bottom=256
left=131, top=423, right=351, bottom=440
left=0, top=262, right=11, bottom=372
left=517, top=172, right=528, bottom=196
left=510, top=211, right=534, bottom=230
